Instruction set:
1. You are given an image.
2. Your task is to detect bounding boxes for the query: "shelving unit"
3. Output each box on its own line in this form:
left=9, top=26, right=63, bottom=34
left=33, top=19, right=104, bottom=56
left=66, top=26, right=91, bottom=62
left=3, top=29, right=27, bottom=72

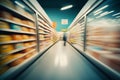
left=0, top=0, right=37, bottom=76
left=0, top=0, right=58, bottom=79
left=68, top=17, right=85, bottom=51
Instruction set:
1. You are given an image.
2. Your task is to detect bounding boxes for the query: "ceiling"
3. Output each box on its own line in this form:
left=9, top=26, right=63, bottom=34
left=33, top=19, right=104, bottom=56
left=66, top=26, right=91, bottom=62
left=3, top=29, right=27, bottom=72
left=37, top=0, right=88, bottom=8
left=37, top=0, right=88, bottom=31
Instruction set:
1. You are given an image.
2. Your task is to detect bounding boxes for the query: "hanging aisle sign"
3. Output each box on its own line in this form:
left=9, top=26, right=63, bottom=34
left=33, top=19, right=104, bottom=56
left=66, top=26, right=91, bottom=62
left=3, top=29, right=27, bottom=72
left=61, top=19, right=68, bottom=25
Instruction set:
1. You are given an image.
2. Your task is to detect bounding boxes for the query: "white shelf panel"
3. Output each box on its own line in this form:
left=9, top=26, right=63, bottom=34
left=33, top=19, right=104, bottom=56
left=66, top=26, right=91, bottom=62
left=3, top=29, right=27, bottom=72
left=0, top=39, right=36, bottom=45
left=0, top=29, right=36, bottom=35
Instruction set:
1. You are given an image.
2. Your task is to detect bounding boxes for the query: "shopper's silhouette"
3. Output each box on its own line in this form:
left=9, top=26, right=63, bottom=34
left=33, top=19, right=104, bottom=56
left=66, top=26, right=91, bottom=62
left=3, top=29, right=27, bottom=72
left=63, top=33, right=67, bottom=46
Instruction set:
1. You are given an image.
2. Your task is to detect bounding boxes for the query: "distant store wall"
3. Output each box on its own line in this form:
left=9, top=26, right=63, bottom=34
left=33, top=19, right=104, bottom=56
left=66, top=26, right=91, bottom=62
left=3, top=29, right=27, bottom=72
left=44, top=8, right=79, bottom=31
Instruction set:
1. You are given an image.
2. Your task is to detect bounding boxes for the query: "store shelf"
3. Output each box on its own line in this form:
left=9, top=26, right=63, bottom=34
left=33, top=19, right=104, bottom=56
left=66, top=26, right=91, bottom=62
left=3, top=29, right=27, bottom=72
left=0, top=44, right=36, bottom=57
left=38, top=22, right=50, bottom=30
left=87, top=43, right=120, bottom=52
left=0, top=39, right=36, bottom=45
left=0, top=4, right=35, bottom=22
left=0, top=49, right=36, bottom=67
left=0, top=18, right=36, bottom=29
left=38, top=27, right=50, bottom=32
left=0, top=29, right=36, bottom=35
left=39, top=32, right=48, bottom=35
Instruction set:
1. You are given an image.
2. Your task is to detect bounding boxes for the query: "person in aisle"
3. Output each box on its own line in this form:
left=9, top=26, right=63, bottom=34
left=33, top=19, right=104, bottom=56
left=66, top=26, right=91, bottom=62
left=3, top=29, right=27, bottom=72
left=63, top=32, right=67, bottom=46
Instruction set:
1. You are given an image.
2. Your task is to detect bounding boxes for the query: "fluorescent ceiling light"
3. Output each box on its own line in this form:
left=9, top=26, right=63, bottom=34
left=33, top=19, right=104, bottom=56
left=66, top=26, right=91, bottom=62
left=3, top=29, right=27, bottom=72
left=15, top=1, right=25, bottom=8
left=60, top=5, right=73, bottom=10
left=116, top=16, right=120, bottom=18
left=94, top=10, right=103, bottom=15
left=96, top=10, right=114, bottom=18
left=112, top=12, right=120, bottom=16
left=94, top=5, right=109, bottom=14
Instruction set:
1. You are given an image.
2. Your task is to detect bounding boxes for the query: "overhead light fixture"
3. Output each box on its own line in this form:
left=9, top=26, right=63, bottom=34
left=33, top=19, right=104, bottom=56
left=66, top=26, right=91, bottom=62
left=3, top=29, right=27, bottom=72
left=15, top=1, right=25, bottom=8
left=60, top=5, right=73, bottom=10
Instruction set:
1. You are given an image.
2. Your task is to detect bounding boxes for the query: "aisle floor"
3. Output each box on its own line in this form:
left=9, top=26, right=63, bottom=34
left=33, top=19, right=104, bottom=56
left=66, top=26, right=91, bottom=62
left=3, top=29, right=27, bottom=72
left=16, top=41, right=109, bottom=80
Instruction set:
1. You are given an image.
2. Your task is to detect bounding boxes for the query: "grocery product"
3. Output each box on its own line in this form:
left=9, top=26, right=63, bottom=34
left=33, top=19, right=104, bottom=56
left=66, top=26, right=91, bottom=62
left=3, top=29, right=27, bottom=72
left=12, top=17, right=22, bottom=23
left=0, top=21, right=10, bottom=29
left=29, top=29, right=35, bottom=33
left=0, top=11, right=13, bottom=20
left=8, top=57, right=25, bottom=67
left=12, top=35, right=22, bottom=40
left=14, top=43, right=23, bottom=49
left=0, top=54, right=14, bottom=65
left=0, top=44, right=14, bottom=54
left=0, top=35, right=12, bottom=42
left=21, top=27, right=29, bottom=32
left=24, top=42, right=30, bottom=47
left=10, top=24, right=21, bottom=31
left=15, top=5, right=26, bottom=15
left=0, top=0, right=15, bottom=9
left=22, top=35, right=29, bottom=39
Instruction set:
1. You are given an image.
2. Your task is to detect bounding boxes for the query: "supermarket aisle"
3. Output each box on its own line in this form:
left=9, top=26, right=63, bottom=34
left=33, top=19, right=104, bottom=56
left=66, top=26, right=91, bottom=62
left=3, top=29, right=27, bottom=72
left=16, top=41, right=109, bottom=80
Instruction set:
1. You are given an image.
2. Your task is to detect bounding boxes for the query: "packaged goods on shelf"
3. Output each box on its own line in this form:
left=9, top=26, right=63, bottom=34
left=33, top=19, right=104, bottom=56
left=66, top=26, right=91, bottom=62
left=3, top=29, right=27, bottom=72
left=10, top=24, right=21, bottom=31
left=0, top=0, right=15, bottom=9
left=22, top=35, right=29, bottom=39
left=23, top=52, right=34, bottom=59
left=15, top=5, right=26, bottom=15
left=14, top=43, right=24, bottom=49
left=0, top=65, right=10, bottom=75
left=22, top=20, right=29, bottom=25
left=29, top=36, right=36, bottom=39
left=0, top=35, right=12, bottom=42
left=99, top=54, right=120, bottom=72
left=29, top=29, right=35, bottom=33
left=27, top=21, right=34, bottom=27
left=0, top=11, right=13, bottom=20
left=30, top=42, right=36, bottom=45
left=12, top=17, right=22, bottom=24
left=0, top=55, right=14, bottom=65
left=25, top=12, right=34, bottom=20
left=8, top=57, right=25, bottom=67
left=21, top=27, right=29, bottom=32
left=0, top=44, right=14, bottom=54
left=23, top=42, right=31, bottom=47
left=0, top=21, right=10, bottom=29
left=12, top=35, right=22, bottom=40
left=22, top=48, right=32, bottom=53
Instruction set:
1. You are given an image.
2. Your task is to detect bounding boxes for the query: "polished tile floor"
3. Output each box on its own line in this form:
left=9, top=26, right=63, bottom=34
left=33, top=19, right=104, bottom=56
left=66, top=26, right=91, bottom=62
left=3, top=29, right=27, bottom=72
left=16, top=41, right=109, bottom=80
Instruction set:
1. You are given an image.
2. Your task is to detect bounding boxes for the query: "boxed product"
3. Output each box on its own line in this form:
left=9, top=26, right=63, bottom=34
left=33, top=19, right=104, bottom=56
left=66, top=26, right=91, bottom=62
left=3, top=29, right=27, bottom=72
left=22, top=48, right=31, bottom=53
left=0, top=11, right=13, bottom=20
left=8, top=57, right=25, bottom=67
left=10, top=24, right=21, bottom=31
left=24, top=42, right=30, bottom=47
left=29, top=29, right=35, bottom=33
left=0, top=0, right=15, bottom=9
left=27, top=21, right=34, bottom=27
left=0, top=54, right=14, bottom=65
left=14, top=43, right=23, bottom=49
left=12, top=17, right=22, bottom=23
left=0, top=44, right=14, bottom=54
left=0, top=21, right=10, bottom=29
left=0, top=35, right=12, bottom=42
left=15, top=5, right=26, bottom=15
left=12, top=35, right=22, bottom=40
left=22, top=20, right=28, bottom=25
left=21, top=27, right=29, bottom=32
left=22, top=35, right=29, bottom=39
left=29, top=36, right=36, bottom=39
